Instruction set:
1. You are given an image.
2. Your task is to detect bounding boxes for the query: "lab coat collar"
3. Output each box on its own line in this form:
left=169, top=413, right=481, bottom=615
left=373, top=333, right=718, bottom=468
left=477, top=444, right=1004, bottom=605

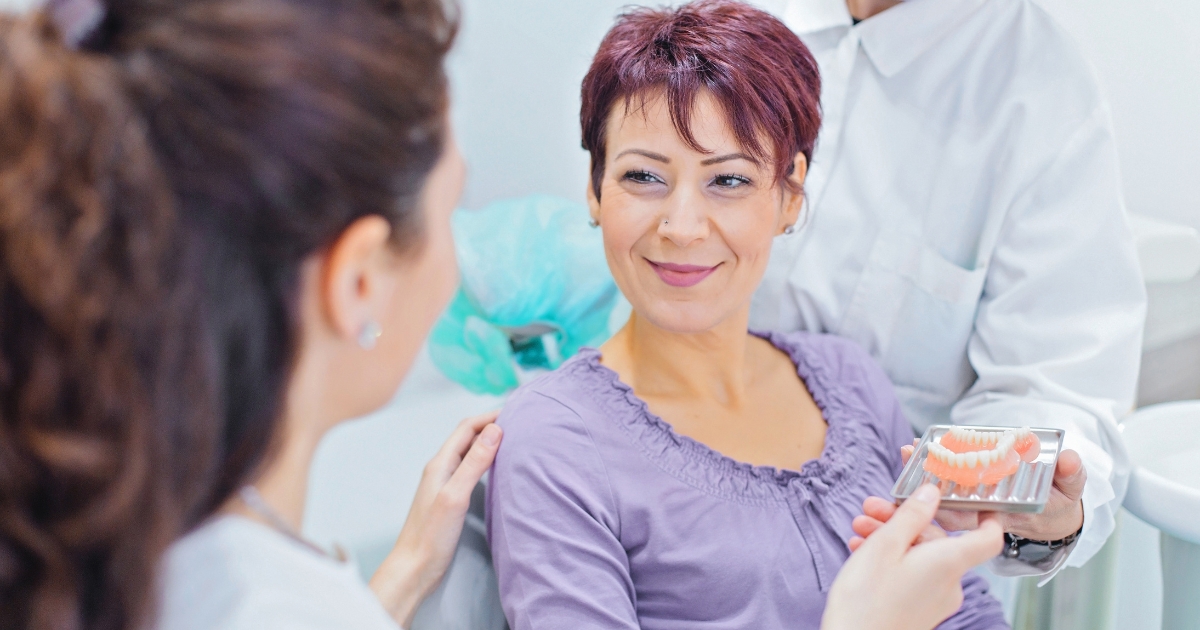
left=783, top=0, right=988, bottom=77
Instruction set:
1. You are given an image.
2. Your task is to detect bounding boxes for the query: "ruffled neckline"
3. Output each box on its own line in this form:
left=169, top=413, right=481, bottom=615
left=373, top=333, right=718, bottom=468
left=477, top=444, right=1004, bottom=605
left=565, top=331, right=872, bottom=505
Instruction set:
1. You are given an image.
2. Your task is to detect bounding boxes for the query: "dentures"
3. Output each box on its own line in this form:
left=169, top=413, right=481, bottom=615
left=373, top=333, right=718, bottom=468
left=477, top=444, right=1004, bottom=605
left=941, top=426, right=1041, bottom=462
left=923, top=427, right=1041, bottom=487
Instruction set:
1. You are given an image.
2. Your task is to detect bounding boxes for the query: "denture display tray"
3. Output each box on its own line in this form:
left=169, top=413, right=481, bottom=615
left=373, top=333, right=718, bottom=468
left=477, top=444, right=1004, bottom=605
left=891, top=425, right=1064, bottom=513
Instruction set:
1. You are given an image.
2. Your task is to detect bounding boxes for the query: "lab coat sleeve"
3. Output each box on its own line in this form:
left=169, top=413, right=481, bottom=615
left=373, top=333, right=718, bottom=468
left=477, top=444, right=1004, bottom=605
left=951, top=104, right=1146, bottom=581
left=486, top=389, right=639, bottom=630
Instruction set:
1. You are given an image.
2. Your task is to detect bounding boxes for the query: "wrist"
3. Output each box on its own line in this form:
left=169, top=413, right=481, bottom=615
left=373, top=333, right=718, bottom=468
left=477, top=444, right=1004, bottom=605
left=1008, top=499, right=1084, bottom=541
left=369, top=541, right=435, bottom=629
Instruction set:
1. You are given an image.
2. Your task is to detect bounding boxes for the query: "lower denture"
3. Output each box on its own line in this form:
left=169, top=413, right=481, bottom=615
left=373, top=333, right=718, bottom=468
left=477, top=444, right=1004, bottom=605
left=923, top=431, right=1025, bottom=487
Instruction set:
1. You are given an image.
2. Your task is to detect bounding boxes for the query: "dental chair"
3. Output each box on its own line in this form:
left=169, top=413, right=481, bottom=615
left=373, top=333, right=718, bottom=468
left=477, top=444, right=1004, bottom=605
left=410, top=481, right=508, bottom=630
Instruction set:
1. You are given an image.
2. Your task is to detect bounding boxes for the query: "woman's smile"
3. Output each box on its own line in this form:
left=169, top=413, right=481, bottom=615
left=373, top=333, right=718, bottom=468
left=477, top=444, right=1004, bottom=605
left=646, top=259, right=721, bottom=288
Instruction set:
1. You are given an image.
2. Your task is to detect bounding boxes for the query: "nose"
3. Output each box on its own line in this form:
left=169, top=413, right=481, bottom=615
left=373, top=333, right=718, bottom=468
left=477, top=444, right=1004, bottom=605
left=657, top=187, right=709, bottom=248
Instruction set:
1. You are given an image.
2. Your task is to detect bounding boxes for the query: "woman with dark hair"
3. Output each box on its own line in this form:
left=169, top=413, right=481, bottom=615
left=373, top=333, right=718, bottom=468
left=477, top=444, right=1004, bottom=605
left=0, top=0, right=498, bottom=628
left=486, top=2, right=1008, bottom=629
left=0, top=0, right=1002, bottom=629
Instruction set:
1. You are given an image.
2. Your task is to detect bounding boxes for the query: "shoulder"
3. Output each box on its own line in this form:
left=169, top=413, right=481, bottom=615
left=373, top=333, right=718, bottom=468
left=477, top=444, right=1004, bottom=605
left=497, top=349, right=617, bottom=446
left=762, top=330, right=886, bottom=385
left=158, top=518, right=397, bottom=630
left=958, top=0, right=1106, bottom=126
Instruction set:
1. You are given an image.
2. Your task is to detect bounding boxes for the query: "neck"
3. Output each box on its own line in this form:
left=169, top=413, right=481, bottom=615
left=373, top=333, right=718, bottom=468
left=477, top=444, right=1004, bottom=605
left=845, top=0, right=901, bottom=21
left=606, top=306, right=756, bottom=408
left=246, top=419, right=322, bottom=532
left=226, top=355, right=333, bottom=533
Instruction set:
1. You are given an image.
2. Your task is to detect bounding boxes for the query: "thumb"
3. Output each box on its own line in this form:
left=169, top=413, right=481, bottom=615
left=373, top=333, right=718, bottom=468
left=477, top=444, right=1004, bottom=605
left=864, top=484, right=941, bottom=554
left=1053, top=449, right=1087, bottom=502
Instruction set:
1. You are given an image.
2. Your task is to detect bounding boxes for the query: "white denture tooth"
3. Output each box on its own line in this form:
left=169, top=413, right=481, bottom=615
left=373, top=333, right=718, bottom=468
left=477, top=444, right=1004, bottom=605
left=981, top=450, right=992, bottom=465
left=955, top=453, right=966, bottom=468
left=965, top=452, right=979, bottom=468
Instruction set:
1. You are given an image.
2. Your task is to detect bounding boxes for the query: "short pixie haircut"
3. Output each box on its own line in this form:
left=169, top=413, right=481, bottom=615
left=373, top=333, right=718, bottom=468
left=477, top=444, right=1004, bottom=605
left=581, top=0, right=822, bottom=200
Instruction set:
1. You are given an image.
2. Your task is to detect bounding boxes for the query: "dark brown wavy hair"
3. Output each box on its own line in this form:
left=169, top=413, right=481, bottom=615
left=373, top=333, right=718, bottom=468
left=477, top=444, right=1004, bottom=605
left=0, top=1, right=455, bottom=629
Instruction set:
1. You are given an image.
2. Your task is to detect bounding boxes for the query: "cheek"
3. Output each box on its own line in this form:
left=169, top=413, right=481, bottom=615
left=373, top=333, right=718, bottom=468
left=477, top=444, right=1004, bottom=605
left=598, top=190, right=655, bottom=265
left=716, top=200, right=779, bottom=267
left=422, top=214, right=460, bottom=311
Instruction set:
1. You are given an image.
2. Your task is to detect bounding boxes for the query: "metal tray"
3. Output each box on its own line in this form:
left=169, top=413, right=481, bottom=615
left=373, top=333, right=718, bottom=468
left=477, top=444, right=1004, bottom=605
left=891, top=424, right=1064, bottom=513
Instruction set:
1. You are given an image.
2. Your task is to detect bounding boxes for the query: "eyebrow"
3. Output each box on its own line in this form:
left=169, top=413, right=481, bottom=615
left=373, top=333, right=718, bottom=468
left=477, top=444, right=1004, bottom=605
left=614, top=149, right=757, bottom=166
left=615, top=149, right=670, bottom=163
left=700, top=153, right=756, bottom=166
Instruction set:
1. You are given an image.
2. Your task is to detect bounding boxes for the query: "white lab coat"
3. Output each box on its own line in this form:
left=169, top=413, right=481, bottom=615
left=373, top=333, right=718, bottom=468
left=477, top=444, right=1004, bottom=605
left=749, top=0, right=1146, bottom=578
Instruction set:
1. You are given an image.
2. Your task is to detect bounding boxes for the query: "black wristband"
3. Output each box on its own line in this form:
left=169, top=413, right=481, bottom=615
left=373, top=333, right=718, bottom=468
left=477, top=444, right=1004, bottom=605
left=1002, top=526, right=1083, bottom=563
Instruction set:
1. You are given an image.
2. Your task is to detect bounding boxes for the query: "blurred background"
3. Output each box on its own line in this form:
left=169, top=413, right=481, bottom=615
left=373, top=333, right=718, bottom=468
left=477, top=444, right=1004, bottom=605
left=1, top=0, right=1196, bottom=628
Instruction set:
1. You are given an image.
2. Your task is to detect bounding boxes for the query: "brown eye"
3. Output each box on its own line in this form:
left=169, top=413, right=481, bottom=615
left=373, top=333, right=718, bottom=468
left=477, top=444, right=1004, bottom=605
left=623, top=170, right=662, bottom=184
left=713, top=174, right=751, bottom=188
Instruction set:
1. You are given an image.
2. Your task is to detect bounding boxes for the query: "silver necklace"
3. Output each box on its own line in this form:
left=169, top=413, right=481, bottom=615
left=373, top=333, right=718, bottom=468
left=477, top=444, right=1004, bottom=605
left=238, top=485, right=343, bottom=561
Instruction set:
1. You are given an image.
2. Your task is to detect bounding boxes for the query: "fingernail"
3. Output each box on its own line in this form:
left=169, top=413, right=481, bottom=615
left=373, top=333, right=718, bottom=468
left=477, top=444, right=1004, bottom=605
left=913, top=484, right=939, bottom=503
left=481, top=424, right=501, bottom=447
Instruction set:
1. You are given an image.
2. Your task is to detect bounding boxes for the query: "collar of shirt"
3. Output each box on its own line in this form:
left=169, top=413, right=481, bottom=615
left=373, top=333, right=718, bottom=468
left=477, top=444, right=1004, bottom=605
left=780, top=0, right=988, bottom=77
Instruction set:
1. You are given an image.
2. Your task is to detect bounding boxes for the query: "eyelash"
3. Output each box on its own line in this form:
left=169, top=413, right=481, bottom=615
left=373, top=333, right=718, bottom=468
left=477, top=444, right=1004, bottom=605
left=713, top=174, right=751, bottom=188
left=621, top=171, right=752, bottom=188
left=622, top=170, right=661, bottom=184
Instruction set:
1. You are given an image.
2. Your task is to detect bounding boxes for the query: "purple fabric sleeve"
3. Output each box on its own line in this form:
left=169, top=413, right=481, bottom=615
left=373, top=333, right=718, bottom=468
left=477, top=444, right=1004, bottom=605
left=486, top=389, right=639, bottom=629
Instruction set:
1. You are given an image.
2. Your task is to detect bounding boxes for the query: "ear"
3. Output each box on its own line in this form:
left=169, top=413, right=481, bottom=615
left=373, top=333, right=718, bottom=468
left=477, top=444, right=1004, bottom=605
left=319, top=215, right=395, bottom=344
left=586, top=166, right=601, bottom=225
left=780, top=152, right=809, bottom=233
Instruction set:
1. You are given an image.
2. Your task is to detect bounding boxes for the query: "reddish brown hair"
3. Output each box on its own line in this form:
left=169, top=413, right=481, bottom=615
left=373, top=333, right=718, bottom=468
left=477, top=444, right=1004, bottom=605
left=0, top=1, right=454, bottom=629
left=581, top=0, right=821, bottom=199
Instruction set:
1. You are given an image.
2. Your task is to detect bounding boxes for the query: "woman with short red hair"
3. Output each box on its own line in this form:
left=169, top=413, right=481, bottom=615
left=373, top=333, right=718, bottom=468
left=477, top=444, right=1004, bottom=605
left=486, top=2, right=1008, bottom=628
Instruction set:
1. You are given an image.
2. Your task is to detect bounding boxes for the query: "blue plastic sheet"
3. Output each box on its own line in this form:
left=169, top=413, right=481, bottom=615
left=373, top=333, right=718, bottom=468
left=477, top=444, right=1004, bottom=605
left=428, top=195, right=621, bottom=395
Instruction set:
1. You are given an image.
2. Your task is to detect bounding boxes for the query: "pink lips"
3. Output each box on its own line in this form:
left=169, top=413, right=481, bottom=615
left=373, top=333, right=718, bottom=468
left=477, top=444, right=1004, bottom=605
left=648, top=260, right=720, bottom=288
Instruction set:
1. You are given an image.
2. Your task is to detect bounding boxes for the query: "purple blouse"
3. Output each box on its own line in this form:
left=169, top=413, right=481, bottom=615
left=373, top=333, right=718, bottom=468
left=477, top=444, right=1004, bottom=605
left=487, top=331, right=1008, bottom=629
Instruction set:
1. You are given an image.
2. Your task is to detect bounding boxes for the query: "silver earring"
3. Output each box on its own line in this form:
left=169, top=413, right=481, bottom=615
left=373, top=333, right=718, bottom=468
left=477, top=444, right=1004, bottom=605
left=663, top=219, right=670, bottom=225
left=783, top=224, right=795, bottom=235
left=588, top=218, right=599, bottom=228
left=358, top=321, right=382, bottom=350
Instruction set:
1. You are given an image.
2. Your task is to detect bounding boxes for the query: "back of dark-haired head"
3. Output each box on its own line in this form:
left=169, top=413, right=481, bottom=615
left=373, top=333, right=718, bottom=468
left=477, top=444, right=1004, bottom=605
left=0, top=1, right=454, bottom=628
left=580, top=0, right=821, bottom=200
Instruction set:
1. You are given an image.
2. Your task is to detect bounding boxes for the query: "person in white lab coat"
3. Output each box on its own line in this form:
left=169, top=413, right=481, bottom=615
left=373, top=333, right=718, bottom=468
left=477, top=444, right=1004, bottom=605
left=750, top=0, right=1146, bottom=579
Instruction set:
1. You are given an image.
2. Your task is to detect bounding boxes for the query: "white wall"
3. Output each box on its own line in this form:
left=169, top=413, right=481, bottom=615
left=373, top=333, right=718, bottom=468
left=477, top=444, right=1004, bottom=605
left=445, top=0, right=659, bottom=210
left=1034, top=0, right=1200, bottom=231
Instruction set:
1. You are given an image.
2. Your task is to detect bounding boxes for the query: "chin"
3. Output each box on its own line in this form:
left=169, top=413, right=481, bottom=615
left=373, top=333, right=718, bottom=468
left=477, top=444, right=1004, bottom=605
left=637, top=299, right=733, bottom=334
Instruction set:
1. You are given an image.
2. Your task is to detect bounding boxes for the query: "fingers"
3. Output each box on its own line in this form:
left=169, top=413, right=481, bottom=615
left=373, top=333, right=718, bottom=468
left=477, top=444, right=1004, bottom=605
left=933, top=508, right=980, bottom=532
left=936, top=515, right=1004, bottom=572
left=1053, top=449, right=1087, bottom=502
left=424, top=410, right=501, bottom=481
left=437, top=424, right=503, bottom=512
left=900, top=438, right=918, bottom=466
left=864, top=484, right=941, bottom=554
left=852, top=515, right=885, bottom=539
left=848, top=536, right=864, bottom=552
left=862, top=496, right=898, bottom=522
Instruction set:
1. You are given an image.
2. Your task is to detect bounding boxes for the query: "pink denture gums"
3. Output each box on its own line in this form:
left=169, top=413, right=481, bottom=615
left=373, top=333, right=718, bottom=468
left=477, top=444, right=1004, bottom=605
left=923, top=427, right=1041, bottom=487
